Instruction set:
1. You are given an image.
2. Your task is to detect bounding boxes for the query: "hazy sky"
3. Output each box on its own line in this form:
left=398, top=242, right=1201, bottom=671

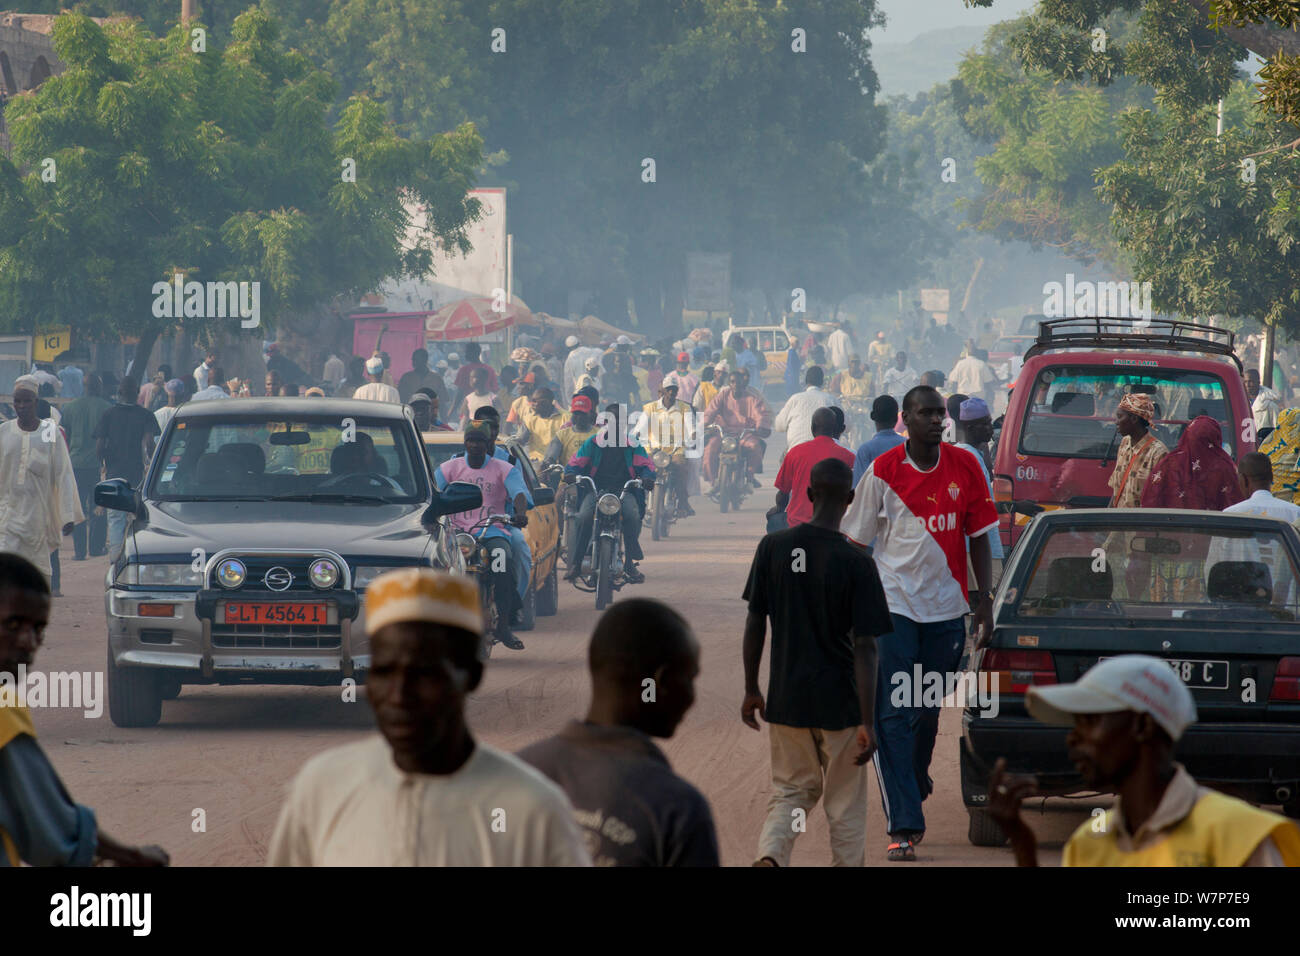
left=870, top=0, right=1036, bottom=44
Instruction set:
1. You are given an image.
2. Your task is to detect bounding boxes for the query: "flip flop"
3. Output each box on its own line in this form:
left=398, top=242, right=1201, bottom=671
left=886, top=840, right=916, bottom=862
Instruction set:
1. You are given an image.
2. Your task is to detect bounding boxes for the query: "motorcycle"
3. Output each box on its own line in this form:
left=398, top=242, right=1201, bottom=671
left=565, top=474, right=645, bottom=610
left=456, top=513, right=518, bottom=659
left=541, top=462, right=579, bottom=568
left=842, top=397, right=873, bottom=450
left=647, top=450, right=681, bottom=541
left=708, top=424, right=755, bottom=514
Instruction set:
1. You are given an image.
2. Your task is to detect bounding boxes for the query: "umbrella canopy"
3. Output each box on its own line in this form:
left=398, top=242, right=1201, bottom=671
left=425, top=297, right=538, bottom=340
left=577, top=314, right=643, bottom=345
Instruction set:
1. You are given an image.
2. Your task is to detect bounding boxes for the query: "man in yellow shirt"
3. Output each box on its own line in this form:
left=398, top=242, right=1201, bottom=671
left=830, top=355, right=872, bottom=398
left=989, top=654, right=1300, bottom=866
left=516, top=387, right=566, bottom=464
left=692, top=364, right=723, bottom=416
left=635, top=383, right=697, bottom=517
left=547, top=394, right=600, bottom=468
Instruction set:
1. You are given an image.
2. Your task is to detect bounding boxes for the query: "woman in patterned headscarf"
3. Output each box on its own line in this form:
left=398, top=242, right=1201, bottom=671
left=1260, top=407, right=1300, bottom=502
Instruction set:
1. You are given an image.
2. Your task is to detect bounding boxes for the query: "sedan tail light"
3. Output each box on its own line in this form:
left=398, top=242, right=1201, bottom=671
left=1270, top=657, right=1300, bottom=702
left=983, top=648, right=1057, bottom=694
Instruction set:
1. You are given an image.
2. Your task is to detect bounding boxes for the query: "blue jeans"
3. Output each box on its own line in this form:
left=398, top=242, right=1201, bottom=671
left=482, top=527, right=531, bottom=601
left=872, top=613, right=966, bottom=837
left=107, top=509, right=130, bottom=559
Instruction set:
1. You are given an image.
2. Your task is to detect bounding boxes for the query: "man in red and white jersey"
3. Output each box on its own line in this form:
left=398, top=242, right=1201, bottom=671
left=840, top=384, right=997, bottom=861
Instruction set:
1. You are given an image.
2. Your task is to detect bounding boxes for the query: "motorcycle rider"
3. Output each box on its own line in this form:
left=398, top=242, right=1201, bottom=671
left=433, top=423, right=530, bottom=650
left=563, top=403, right=656, bottom=585
left=546, top=394, right=601, bottom=537
left=635, top=382, right=697, bottom=518
left=515, top=387, right=566, bottom=464
left=454, top=407, right=535, bottom=629
left=700, top=369, right=773, bottom=490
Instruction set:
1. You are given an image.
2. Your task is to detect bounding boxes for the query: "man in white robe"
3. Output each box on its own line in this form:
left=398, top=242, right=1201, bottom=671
left=0, top=377, right=83, bottom=582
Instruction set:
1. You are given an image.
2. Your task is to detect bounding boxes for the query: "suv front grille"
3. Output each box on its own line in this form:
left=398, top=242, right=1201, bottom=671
left=210, top=555, right=343, bottom=593
left=211, top=623, right=343, bottom=649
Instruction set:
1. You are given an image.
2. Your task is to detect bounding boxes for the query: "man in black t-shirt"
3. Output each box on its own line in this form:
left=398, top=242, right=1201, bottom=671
left=93, top=376, right=160, bottom=559
left=741, top=456, right=893, bottom=867
left=518, top=599, right=719, bottom=866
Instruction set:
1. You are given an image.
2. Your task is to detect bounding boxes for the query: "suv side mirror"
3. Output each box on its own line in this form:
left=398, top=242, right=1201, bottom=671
left=424, top=480, right=483, bottom=523
left=95, top=478, right=138, bottom=514
left=531, top=487, right=555, bottom=507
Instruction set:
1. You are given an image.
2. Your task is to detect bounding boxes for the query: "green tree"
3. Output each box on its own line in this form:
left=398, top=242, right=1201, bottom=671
left=0, top=10, right=483, bottom=367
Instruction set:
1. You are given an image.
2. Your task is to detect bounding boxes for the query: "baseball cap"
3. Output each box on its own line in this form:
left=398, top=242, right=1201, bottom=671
left=959, top=397, right=991, bottom=421
left=571, top=395, right=593, bottom=414
left=1026, top=654, right=1197, bottom=742
left=408, top=392, right=431, bottom=405
left=676, top=351, right=690, bottom=362
left=565, top=335, right=580, bottom=348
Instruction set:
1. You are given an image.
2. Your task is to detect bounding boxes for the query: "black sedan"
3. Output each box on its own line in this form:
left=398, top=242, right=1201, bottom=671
left=962, top=508, right=1300, bottom=845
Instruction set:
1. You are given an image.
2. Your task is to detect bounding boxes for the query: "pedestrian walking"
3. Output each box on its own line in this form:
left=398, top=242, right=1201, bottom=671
left=267, top=568, right=590, bottom=866
left=92, top=376, right=160, bottom=560
left=519, top=598, right=719, bottom=866
left=769, top=408, right=855, bottom=530
left=743, top=457, right=893, bottom=866
left=990, top=655, right=1300, bottom=866
left=0, top=552, right=168, bottom=866
left=840, top=384, right=997, bottom=860
left=59, top=373, right=111, bottom=560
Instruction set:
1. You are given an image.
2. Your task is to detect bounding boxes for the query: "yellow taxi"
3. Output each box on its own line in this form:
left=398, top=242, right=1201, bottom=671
left=422, top=429, right=561, bottom=624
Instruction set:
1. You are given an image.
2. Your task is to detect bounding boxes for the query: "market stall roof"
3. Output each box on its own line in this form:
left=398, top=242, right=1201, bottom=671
left=348, top=296, right=538, bottom=340
left=576, top=314, right=643, bottom=344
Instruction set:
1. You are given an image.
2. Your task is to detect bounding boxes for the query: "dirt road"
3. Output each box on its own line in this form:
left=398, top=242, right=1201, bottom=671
left=33, top=445, right=1088, bottom=866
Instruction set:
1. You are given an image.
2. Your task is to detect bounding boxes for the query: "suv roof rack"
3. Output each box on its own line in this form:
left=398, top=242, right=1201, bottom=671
left=1023, top=317, right=1241, bottom=371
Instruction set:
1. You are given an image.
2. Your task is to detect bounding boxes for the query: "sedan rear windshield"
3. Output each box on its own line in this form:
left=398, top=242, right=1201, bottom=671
left=1018, top=365, right=1235, bottom=459
left=1012, top=525, right=1299, bottom=621
left=148, top=415, right=427, bottom=502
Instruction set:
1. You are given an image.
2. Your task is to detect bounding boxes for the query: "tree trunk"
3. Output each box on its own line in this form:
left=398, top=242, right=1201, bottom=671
left=1185, top=0, right=1300, bottom=59
left=1264, top=318, right=1276, bottom=389
left=125, top=323, right=165, bottom=382
left=961, top=257, right=985, bottom=314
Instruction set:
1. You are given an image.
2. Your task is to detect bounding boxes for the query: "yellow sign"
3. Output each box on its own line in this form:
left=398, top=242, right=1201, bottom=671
left=33, top=329, right=70, bottom=362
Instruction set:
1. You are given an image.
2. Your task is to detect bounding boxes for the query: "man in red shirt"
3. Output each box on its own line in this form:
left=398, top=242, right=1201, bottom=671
left=769, top=408, right=855, bottom=528
left=453, top=343, right=499, bottom=398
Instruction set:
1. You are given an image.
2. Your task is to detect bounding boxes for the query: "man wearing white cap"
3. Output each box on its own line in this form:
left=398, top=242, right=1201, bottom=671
left=352, top=356, right=400, bottom=403
left=990, top=654, right=1300, bottom=866
left=0, top=376, right=84, bottom=583
left=268, top=568, right=590, bottom=866
left=564, top=343, right=605, bottom=401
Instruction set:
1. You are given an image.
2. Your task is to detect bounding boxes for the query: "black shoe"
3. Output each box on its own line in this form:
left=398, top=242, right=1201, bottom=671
left=677, top=502, right=695, bottom=517
left=747, top=476, right=761, bottom=488
left=623, top=563, right=645, bottom=584
left=498, top=631, right=525, bottom=650
left=563, top=565, right=581, bottom=582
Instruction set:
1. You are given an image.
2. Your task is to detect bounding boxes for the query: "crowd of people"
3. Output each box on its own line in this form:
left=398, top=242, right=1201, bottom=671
left=5, top=308, right=1300, bottom=868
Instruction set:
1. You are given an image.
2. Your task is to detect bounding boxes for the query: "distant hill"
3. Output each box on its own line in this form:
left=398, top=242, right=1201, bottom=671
left=871, top=24, right=989, bottom=99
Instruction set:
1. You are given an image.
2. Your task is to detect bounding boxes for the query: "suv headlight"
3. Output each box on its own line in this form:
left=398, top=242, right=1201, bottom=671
left=116, top=563, right=204, bottom=587
left=353, top=565, right=398, bottom=590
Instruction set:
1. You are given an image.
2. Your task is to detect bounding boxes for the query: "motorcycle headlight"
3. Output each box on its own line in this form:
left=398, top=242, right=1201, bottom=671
left=308, top=558, right=340, bottom=590
left=597, top=493, right=622, bottom=516
left=653, top=450, right=670, bottom=469
left=721, top=437, right=739, bottom=453
left=456, top=533, right=477, bottom=560
left=117, top=563, right=205, bottom=587
left=215, top=559, right=246, bottom=589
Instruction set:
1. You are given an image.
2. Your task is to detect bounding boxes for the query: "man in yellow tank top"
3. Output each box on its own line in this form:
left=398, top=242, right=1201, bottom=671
left=0, top=553, right=168, bottom=867
left=830, top=355, right=872, bottom=399
left=989, top=654, right=1300, bottom=866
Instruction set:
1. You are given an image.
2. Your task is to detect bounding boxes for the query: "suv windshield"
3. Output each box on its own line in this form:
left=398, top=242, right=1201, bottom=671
left=1018, top=365, right=1235, bottom=459
left=149, top=415, right=427, bottom=502
left=1013, top=524, right=1299, bottom=621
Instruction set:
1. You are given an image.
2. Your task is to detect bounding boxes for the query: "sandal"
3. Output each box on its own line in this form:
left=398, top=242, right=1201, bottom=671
left=886, top=840, right=916, bottom=862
